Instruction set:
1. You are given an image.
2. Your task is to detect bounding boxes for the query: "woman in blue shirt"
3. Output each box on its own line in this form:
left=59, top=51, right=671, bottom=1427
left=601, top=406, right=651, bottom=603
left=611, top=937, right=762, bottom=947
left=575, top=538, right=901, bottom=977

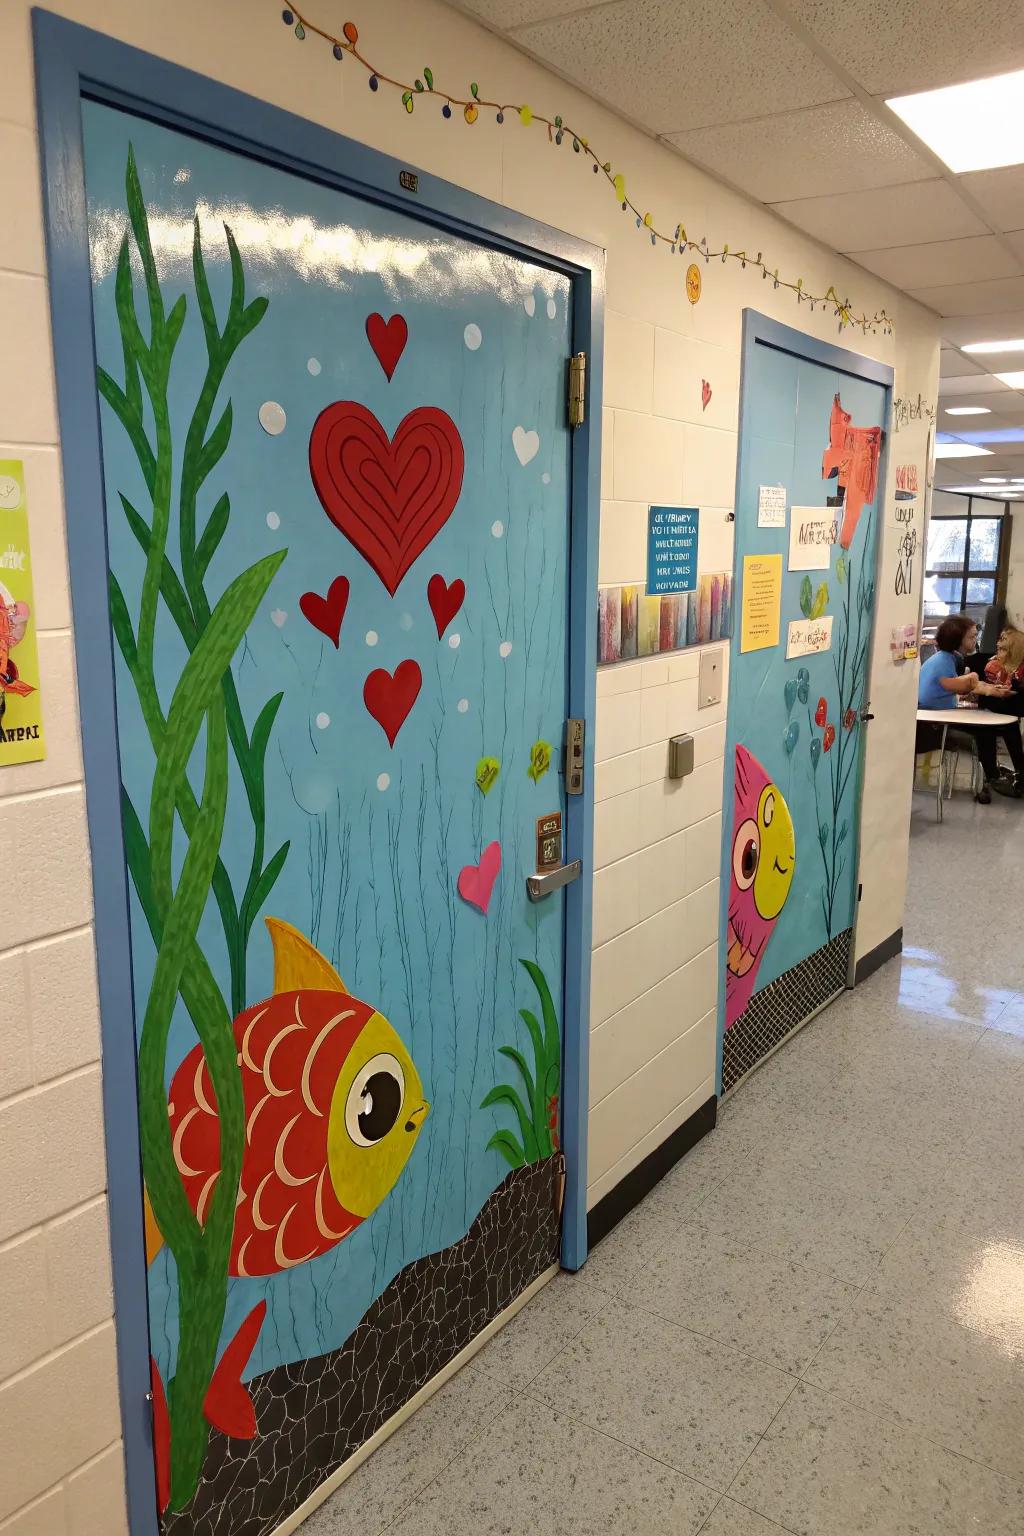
left=918, top=614, right=1023, bottom=800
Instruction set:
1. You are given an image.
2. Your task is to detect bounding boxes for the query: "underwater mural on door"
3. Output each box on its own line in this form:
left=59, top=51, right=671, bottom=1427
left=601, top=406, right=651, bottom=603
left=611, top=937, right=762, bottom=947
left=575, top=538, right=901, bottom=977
left=721, top=330, right=886, bottom=1093
left=82, top=101, right=573, bottom=1532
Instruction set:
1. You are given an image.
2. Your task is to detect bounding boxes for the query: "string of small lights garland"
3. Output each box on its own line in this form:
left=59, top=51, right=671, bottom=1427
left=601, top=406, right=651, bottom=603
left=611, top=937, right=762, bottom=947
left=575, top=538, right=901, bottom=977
left=278, top=6, right=894, bottom=335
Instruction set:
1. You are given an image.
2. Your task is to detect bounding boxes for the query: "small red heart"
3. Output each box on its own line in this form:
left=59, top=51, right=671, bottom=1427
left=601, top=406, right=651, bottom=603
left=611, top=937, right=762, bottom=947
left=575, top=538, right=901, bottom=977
left=365, top=313, right=408, bottom=381
left=457, top=840, right=501, bottom=914
left=299, top=575, right=350, bottom=647
left=701, top=379, right=712, bottom=411
left=814, top=697, right=828, bottom=727
left=363, top=659, right=422, bottom=747
left=427, top=574, right=466, bottom=639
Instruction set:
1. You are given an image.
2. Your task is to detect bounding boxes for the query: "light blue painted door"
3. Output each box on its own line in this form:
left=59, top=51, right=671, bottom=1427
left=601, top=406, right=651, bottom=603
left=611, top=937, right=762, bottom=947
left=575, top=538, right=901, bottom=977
left=721, top=335, right=886, bottom=1092
left=82, top=100, right=573, bottom=1531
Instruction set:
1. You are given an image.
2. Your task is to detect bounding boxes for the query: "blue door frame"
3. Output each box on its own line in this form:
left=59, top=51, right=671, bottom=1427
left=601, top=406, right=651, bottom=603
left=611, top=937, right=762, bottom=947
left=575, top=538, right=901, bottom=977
left=717, top=309, right=893, bottom=1096
left=32, top=12, right=602, bottom=1530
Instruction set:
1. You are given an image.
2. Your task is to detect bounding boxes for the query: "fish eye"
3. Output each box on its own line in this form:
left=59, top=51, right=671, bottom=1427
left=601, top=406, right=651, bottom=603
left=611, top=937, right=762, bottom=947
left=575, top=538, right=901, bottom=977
left=345, top=1052, right=405, bottom=1147
left=762, top=792, right=775, bottom=827
left=732, top=818, right=759, bottom=890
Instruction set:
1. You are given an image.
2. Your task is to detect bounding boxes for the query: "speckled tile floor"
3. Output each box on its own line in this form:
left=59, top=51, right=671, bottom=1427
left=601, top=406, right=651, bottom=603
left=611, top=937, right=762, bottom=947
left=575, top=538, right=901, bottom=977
left=305, top=788, right=1024, bottom=1535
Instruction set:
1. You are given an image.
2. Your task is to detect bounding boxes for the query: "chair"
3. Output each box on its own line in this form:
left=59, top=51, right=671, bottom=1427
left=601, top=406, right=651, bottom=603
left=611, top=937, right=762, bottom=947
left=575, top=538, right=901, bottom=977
left=914, top=720, right=982, bottom=822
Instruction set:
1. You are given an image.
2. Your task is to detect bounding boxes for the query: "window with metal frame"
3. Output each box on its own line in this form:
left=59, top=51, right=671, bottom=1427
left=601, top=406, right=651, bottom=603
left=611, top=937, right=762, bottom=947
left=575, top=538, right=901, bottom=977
left=923, top=492, right=1008, bottom=632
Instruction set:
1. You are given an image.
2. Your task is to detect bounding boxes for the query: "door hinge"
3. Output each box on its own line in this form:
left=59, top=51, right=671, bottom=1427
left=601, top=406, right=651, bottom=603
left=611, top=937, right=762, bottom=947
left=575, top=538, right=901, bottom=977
left=565, top=717, right=584, bottom=794
left=568, top=352, right=586, bottom=429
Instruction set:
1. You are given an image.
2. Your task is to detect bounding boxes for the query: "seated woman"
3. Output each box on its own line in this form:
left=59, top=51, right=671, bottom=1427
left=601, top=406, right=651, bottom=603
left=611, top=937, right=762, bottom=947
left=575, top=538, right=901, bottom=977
left=918, top=613, right=1023, bottom=802
left=985, top=626, right=1024, bottom=691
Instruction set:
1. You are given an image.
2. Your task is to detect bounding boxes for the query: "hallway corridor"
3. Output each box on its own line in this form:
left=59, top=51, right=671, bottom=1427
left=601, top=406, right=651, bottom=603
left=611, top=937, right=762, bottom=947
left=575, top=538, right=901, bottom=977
left=308, top=790, right=1024, bottom=1535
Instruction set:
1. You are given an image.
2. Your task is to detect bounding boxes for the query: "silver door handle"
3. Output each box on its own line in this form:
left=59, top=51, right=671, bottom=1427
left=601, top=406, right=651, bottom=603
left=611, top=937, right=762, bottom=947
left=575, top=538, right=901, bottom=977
left=526, top=860, right=582, bottom=902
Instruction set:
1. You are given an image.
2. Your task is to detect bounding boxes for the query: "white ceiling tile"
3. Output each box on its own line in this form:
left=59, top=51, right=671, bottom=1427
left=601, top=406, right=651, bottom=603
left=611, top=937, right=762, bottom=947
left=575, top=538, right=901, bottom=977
left=850, top=235, right=1022, bottom=289
left=959, top=167, right=1024, bottom=230
left=910, top=275, right=1024, bottom=317
left=939, top=349, right=984, bottom=377
left=941, top=310, right=1024, bottom=347
left=938, top=372, right=1014, bottom=396
left=771, top=180, right=987, bottom=251
left=665, top=98, right=932, bottom=204
left=451, top=0, right=589, bottom=23
left=785, top=0, right=1024, bottom=96
left=512, top=0, right=849, bottom=135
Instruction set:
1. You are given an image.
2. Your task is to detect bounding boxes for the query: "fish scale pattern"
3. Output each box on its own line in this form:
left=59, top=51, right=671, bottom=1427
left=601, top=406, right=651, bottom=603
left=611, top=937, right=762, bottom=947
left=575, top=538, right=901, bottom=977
left=722, top=928, right=852, bottom=1094
left=161, top=1155, right=562, bottom=1536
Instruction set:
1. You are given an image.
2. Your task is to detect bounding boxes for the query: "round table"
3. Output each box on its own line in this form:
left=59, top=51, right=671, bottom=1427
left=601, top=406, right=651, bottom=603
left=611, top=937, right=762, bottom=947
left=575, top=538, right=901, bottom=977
left=916, top=707, right=1002, bottom=821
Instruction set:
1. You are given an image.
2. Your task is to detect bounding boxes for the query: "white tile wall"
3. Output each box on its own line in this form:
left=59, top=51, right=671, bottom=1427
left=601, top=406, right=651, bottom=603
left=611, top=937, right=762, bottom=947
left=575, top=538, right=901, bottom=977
left=0, top=0, right=938, bottom=1523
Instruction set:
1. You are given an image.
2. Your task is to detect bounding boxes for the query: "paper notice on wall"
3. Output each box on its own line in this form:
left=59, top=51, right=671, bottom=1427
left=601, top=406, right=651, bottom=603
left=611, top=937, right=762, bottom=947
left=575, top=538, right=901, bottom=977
left=0, top=460, right=45, bottom=766
left=789, top=505, right=839, bottom=571
left=786, top=616, right=833, bottom=659
left=757, top=485, right=787, bottom=528
left=740, top=553, right=782, bottom=653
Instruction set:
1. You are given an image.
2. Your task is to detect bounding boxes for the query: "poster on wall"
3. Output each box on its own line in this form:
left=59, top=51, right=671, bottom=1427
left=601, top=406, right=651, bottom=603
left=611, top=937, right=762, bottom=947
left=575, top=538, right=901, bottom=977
left=597, top=571, right=731, bottom=663
left=740, top=553, right=782, bottom=652
left=646, top=505, right=699, bottom=595
left=788, top=505, right=838, bottom=571
left=0, top=459, right=45, bottom=766
left=786, top=616, right=833, bottom=659
left=757, top=485, right=787, bottom=528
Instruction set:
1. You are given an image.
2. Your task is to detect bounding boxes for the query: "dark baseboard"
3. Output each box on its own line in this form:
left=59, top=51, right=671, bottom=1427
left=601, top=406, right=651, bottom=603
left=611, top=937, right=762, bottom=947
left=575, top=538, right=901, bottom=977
left=854, top=927, right=903, bottom=985
left=586, top=1095, right=717, bottom=1251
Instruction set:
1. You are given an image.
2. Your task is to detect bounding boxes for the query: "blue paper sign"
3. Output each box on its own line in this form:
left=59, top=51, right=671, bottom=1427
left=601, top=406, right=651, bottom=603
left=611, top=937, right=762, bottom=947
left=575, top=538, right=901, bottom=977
left=647, top=506, right=699, bottom=596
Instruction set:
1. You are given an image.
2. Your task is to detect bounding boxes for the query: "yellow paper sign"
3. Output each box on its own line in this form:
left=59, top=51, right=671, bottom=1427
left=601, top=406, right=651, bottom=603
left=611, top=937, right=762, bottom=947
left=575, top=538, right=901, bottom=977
left=740, top=553, right=782, bottom=654
left=0, top=460, right=45, bottom=766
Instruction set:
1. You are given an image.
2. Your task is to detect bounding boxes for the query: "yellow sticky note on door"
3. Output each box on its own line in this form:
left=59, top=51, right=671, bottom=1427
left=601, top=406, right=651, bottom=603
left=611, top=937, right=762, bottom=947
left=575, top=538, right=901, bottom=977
left=740, top=553, right=782, bottom=653
left=0, top=460, right=45, bottom=766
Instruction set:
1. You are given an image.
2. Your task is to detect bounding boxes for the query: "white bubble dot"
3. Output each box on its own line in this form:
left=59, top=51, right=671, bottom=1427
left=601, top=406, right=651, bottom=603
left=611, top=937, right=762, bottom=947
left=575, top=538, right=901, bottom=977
left=399, top=612, right=413, bottom=631
left=448, top=633, right=461, bottom=650
left=542, top=473, right=551, bottom=485
left=315, top=712, right=330, bottom=730
left=491, top=520, right=504, bottom=538
left=307, top=357, right=321, bottom=375
left=457, top=698, right=470, bottom=713
left=546, top=298, right=556, bottom=319
left=266, top=510, right=281, bottom=530
left=365, top=630, right=378, bottom=647
left=524, top=294, right=536, bottom=317
left=258, top=400, right=287, bottom=436
left=464, top=323, right=482, bottom=351
left=376, top=773, right=391, bottom=792
left=499, top=640, right=513, bottom=659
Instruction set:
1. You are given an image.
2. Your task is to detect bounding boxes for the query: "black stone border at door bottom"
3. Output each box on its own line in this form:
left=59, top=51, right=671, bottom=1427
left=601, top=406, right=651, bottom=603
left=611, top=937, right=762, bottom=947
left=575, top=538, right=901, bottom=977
left=586, top=1096, right=718, bottom=1250
left=721, top=927, right=854, bottom=1095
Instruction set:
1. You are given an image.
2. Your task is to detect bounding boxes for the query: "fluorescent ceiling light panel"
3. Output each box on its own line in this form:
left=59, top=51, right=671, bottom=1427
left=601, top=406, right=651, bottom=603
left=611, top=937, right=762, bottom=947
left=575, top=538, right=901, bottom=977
left=962, top=339, right=1024, bottom=354
left=887, top=69, right=1024, bottom=172
left=933, top=443, right=994, bottom=458
left=945, top=406, right=991, bottom=415
left=994, top=371, right=1024, bottom=388
left=979, top=476, right=1007, bottom=482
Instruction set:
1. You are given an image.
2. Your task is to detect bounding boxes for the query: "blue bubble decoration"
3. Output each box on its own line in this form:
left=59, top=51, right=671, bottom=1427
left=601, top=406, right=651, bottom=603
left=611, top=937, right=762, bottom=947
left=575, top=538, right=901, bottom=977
left=784, top=720, right=800, bottom=755
left=784, top=678, right=798, bottom=716
left=810, top=737, right=822, bottom=772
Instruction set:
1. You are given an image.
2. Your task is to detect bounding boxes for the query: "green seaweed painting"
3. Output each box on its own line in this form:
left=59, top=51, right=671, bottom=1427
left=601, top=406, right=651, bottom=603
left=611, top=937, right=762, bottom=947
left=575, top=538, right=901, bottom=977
left=482, top=960, right=561, bottom=1167
left=98, top=147, right=286, bottom=1509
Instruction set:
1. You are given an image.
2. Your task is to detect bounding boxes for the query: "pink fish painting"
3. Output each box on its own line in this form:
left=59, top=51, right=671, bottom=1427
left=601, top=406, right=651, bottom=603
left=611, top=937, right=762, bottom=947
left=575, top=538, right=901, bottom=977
left=725, top=745, right=796, bottom=1029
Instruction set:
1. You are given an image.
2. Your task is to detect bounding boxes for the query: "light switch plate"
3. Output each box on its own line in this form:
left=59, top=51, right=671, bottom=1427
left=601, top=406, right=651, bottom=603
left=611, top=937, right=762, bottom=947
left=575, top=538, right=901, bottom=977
left=698, top=647, right=723, bottom=709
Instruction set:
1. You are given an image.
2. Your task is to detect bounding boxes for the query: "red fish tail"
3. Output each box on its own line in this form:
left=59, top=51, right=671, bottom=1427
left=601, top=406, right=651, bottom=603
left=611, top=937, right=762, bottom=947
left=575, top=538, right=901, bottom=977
left=149, top=1358, right=171, bottom=1515
left=203, top=1300, right=267, bottom=1439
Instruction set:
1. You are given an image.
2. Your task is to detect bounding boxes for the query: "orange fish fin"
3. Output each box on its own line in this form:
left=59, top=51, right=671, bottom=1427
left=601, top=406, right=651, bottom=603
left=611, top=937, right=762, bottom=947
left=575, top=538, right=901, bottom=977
left=265, top=917, right=347, bottom=995
left=203, top=1301, right=267, bottom=1439
left=144, top=1186, right=165, bottom=1266
left=5, top=680, right=34, bottom=696
left=150, top=1358, right=171, bottom=1514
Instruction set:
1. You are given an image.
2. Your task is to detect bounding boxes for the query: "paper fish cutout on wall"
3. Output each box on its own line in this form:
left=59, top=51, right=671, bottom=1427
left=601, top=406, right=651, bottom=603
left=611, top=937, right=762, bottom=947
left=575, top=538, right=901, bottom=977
left=146, top=919, right=428, bottom=1504
left=725, top=745, right=796, bottom=1030
left=822, top=393, right=882, bottom=549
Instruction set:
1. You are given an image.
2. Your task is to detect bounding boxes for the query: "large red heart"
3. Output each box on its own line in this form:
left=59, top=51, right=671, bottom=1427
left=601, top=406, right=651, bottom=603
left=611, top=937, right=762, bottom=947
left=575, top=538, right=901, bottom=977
left=363, top=659, right=422, bottom=747
left=365, top=313, right=408, bottom=381
left=310, top=402, right=464, bottom=596
left=427, top=574, right=465, bottom=639
left=299, top=575, right=350, bottom=647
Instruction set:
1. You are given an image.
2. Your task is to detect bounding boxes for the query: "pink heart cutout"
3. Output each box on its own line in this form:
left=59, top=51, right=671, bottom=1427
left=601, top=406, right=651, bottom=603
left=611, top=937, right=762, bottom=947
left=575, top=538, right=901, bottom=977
left=457, top=841, right=501, bottom=914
